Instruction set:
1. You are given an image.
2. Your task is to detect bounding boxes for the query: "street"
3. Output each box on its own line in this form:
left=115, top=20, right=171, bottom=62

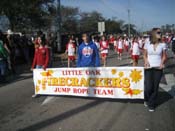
left=0, top=50, right=175, bottom=131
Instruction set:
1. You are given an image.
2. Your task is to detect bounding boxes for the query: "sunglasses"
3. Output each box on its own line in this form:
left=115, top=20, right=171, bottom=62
left=157, top=32, right=161, bottom=34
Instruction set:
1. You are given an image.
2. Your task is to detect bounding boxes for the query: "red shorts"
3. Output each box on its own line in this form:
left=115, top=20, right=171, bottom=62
left=132, top=55, right=139, bottom=60
left=68, top=56, right=75, bottom=60
left=101, top=53, right=108, bottom=58
left=124, top=45, right=129, bottom=51
left=118, top=49, right=123, bottom=53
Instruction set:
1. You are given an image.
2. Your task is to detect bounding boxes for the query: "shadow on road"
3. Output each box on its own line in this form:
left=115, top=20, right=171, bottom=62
left=16, top=90, right=173, bottom=131
left=18, top=100, right=104, bottom=131
left=157, top=90, right=173, bottom=107
left=0, top=75, right=33, bottom=88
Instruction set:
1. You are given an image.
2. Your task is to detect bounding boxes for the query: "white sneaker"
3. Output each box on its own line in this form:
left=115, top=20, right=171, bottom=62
left=148, top=108, right=155, bottom=112
left=144, top=102, right=148, bottom=107
left=32, top=94, right=37, bottom=98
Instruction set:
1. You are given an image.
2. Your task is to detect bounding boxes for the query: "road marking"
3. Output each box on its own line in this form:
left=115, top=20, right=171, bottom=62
left=41, top=96, right=58, bottom=106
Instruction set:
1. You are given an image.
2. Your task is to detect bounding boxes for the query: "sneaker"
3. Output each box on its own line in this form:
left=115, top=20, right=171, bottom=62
left=32, top=94, right=37, bottom=98
left=144, top=102, right=148, bottom=107
left=148, top=107, right=155, bottom=112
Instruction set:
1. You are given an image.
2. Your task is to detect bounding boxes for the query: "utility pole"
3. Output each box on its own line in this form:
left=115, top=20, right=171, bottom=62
left=128, top=9, right=131, bottom=38
left=127, top=0, right=131, bottom=38
left=56, top=0, right=61, bottom=52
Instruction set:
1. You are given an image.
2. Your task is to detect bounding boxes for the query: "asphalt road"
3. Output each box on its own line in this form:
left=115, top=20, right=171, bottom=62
left=0, top=49, right=175, bottom=131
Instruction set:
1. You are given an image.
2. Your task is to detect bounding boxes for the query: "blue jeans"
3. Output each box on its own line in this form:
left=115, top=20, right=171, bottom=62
left=0, top=60, right=6, bottom=76
left=0, top=59, right=7, bottom=82
left=36, top=65, right=43, bottom=69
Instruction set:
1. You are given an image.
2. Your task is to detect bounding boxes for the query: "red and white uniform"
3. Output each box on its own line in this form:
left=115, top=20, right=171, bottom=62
left=100, top=40, right=109, bottom=57
left=117, top=39, right=123, bottom=53
left=109, top=36, right=115, bottom=44
left=131, top=42, right=140, bottom=60
left=66, top=43, right=76, bottom=60
left=114, top=39, right=118, bottom=52
left=124, top=39, right=129, bottom=52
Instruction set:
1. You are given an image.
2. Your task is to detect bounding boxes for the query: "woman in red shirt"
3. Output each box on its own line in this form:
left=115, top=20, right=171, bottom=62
left=31, top=36, right=49, bottom=70
left=31, top=36, right=49, bottom=98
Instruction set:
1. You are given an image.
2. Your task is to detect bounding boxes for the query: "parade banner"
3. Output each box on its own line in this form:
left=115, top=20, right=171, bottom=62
left=33, top=67, right=144, bottom=99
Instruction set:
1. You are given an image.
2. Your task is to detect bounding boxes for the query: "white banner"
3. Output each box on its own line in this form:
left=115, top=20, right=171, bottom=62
left=33, top=67, right=144, bottom=99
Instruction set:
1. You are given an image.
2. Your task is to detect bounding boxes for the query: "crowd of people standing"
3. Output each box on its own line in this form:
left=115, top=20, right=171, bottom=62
left=0, top=30, right=55, bottom=83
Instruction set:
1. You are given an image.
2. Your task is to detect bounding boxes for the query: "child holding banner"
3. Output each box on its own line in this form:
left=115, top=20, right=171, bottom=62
left=77, top=34, right=100, bottom=67
left=144, top=28, right=167, bottom=112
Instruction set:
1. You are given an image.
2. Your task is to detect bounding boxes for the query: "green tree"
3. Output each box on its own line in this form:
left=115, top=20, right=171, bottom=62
left=79, top=11, right=105, bottom=33
left=121, top=24, right=137, bottom=36
left=60, top=6, right=79, bottom=33
left=105, top=19, right=123, bottom=34
left=0, top=0, right=54, bottom=31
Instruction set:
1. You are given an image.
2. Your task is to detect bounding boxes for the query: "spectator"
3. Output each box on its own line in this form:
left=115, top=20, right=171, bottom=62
left=94, top=36, right=100, bottom=51
left=171, top=34, right=175, bottom=58
left=5, top=31, right=16, bottom=74
left=0, top=36, right=9, bottom=83
left=21, top=32, right=30, bottom=64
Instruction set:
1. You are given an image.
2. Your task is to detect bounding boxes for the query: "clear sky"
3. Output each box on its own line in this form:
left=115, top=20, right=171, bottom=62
left=61, top=0, right=175, bottom=31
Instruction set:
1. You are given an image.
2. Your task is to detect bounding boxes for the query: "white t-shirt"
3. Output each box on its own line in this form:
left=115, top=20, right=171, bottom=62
left=144, top=43, right=166, bottom=67
left=101, top=41, right=108, bottom=54
left=68, top=44, right=75, bottom=56
left=118, top=40, right=123, bottom=49
left=114, top=40, right=117, bottom=46
left=124, top=40, right=129, bottom=46
left=132, top=42, right=140, bottom=55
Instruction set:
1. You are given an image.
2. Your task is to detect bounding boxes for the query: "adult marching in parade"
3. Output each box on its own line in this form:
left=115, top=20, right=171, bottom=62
left=143, top=28, right=167, bottom=112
